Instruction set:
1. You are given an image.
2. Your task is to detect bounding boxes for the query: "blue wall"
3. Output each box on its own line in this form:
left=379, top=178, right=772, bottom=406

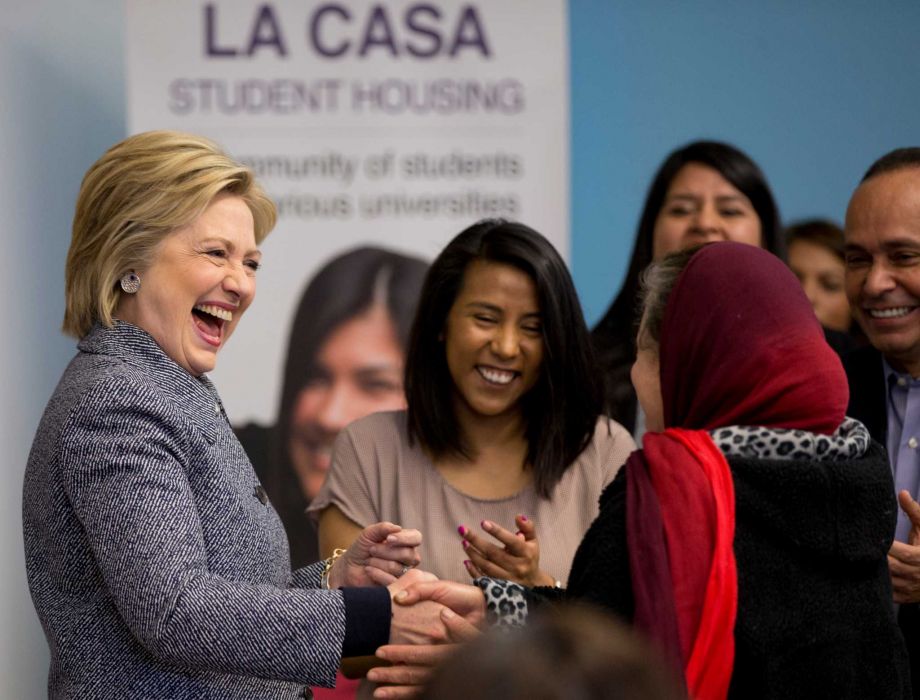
left=570, top=0, right=920, bottom=324
left=1, top=2, right=125, bottom=696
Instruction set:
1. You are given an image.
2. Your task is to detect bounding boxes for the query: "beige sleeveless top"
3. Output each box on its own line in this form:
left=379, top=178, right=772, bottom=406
left=308, top=411, right=635, bottom=584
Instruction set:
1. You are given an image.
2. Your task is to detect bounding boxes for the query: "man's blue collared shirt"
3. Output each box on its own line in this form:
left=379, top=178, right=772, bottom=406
left=885, top=359, right=920, bottom=543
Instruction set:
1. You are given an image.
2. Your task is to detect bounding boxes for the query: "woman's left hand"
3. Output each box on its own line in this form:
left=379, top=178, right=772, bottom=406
left=368, top=616, right=481, bottom=699
left=458, top=514, right=555, bottom=587
left=329, top=521, right=422, bottom=588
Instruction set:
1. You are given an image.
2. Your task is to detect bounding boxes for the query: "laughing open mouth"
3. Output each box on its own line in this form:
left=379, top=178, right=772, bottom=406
left=192, top=303, right=233, bottom=344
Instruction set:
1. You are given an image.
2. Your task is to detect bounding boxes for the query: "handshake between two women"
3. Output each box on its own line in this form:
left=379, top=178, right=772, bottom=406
left=332, top=522, right=489, bottom=700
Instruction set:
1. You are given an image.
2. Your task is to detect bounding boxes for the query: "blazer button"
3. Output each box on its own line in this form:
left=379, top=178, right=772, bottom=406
left=301, top=687, right=313, bottom=699
left=254, top=484, right=268, bottom=505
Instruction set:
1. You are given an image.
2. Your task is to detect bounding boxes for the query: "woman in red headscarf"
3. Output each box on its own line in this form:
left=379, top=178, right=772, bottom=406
left=376, top=242, right=910, bottom=700
left=564, top=241, right=910, bottom=699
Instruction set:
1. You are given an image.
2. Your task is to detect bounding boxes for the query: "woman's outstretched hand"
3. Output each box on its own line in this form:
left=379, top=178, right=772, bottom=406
left=458, top=514, right=555, bottom=587
left=328, top=521, right=422, bottom=588
left=371, top=578, right=486, bottom=699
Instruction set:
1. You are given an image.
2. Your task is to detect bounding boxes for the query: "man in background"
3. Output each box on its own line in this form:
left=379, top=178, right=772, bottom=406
left=844, top=147, right=920, bottom=695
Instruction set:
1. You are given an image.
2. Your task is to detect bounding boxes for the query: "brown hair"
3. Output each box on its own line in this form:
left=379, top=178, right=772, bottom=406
left=421, top=604, right=682, bottom=700
left=785, top=219, right=845, bottom=261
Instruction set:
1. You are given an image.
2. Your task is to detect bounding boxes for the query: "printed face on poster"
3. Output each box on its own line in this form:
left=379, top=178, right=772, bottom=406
left=126, top=0, right=570, bottom=432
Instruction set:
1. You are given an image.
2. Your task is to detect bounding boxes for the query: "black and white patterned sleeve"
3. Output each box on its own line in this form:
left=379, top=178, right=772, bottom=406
left=474, top=577, right=530, bottom=627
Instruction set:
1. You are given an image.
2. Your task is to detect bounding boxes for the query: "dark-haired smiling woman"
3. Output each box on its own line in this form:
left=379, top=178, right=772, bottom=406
left=311, top=220, right=635, bottom=588
left=591, top=140, right=784, bottom=436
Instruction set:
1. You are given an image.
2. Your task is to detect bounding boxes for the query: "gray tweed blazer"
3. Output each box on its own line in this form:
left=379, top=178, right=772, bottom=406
left=23, top=322, right=347, bottom=699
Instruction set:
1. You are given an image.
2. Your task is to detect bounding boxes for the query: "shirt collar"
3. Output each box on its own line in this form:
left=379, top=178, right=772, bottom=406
left=883, top=358, right=920, bottom=390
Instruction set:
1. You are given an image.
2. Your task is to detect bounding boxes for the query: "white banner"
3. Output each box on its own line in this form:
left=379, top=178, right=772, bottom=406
left=126, top=0, right=569, bottom=425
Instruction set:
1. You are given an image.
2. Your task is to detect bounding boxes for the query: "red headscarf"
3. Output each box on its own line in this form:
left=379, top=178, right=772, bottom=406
left=627, top=243, right=848, bottom=700
left=659, top=241, right=848, bottom=434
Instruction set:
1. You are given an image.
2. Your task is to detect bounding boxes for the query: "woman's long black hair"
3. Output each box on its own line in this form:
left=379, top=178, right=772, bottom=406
left=405, top=219, right=604, bottom=498
left=591, top=141, right=782, bottom=432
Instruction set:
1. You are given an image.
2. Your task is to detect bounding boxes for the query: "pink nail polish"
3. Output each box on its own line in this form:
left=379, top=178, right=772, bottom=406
left=462, top=539, right=470, bottom=549
left=457, top=525, right=467, bottom=536
left=464, top=559, right=472, bottom=568
left=481, top=520, right=490, bottom=530
left=520, top=514, right=528, bottom=521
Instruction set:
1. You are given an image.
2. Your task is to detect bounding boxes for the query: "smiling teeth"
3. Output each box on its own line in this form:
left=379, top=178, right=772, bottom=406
left=194, top=304, right=233, bottom=321
left=867, top=307, right=913, bottom=319
left=479, top=367, right=515, bottom=385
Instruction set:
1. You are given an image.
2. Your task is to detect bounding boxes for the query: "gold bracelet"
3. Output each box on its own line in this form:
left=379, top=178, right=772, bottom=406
left=320, top=548, right=347, bottom=590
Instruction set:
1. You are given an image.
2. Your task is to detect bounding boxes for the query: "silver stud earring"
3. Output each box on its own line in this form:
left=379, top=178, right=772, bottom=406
left=120, top=272, right=141, bottom=294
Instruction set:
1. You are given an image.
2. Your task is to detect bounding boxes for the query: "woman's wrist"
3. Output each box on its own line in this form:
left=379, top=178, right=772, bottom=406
left=474, top=577, right=530, bottom=627
left=321, top=548, right=347, bottom=589
left=340, top=587, right=392, bottom=657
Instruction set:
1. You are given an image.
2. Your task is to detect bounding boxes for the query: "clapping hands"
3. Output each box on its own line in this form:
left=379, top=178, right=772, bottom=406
left=458, top=514, right=556, bottom=587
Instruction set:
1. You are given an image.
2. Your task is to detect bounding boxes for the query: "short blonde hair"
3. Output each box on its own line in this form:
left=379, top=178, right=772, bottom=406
left=63, top=130, right=277, bottom=338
